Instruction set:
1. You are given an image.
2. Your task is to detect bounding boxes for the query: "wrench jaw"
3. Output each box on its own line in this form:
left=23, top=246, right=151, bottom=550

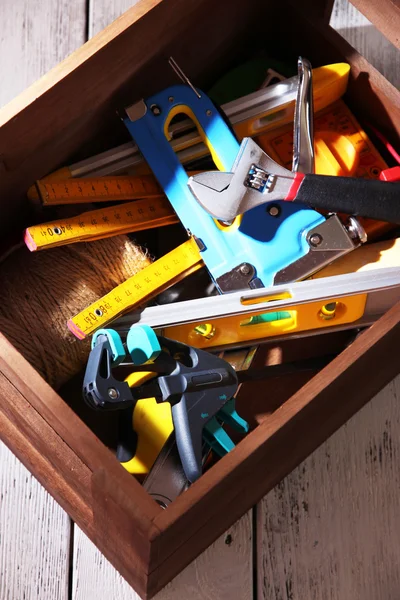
left=188, top=137, right=296, bottom=221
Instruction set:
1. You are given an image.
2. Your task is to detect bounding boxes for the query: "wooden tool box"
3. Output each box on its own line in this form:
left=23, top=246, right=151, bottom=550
left=0, top=0, right=399, bottom=597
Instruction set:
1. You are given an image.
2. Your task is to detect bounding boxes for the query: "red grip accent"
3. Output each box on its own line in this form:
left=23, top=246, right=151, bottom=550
left=379, top=167, right=400, bottom=182
left=284, top=172, right=304, bottom=201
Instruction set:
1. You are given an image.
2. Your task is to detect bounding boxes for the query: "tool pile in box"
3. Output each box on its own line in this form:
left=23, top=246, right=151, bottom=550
left=23, top=55, right=400, bottom=508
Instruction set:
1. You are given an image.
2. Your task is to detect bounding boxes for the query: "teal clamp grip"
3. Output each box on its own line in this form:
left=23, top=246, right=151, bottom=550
left=218, top=398, right=249, bottom=434
left=126, top=324, right=161, bottom=365
left=91, top=329, right=126, bottom=366
left=203, top=417, right=235, bottom=457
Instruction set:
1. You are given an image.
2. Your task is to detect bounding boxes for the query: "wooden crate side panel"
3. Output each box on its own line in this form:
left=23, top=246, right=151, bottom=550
left=0, top=334, right=160, bottom=525
left=0, top=372, right=93, bottom=529
left=0, top=380, right=153, bottom=600
left=0, top=335, right=165, bottom=590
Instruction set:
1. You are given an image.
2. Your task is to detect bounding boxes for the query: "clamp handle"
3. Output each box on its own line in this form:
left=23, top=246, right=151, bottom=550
left=83, top=333, right=133, bottom=410
left=151, top=338, right=239, bottom=482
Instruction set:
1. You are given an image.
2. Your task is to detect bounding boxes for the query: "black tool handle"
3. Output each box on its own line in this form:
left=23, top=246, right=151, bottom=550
left=171, top=371, right=238, bottom=483
left=296, top=175, right=400, bottom=224
left=172, top=397, right=203, bottom=484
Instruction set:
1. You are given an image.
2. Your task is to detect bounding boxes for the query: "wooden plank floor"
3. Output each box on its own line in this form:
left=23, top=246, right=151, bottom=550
left=0, top=1, right=399, bottom=598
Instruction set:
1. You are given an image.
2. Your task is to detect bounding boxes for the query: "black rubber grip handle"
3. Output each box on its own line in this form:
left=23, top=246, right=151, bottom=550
left=172, top=397, right=203, bottom=484
left=296, top=175, right=400, bottom=224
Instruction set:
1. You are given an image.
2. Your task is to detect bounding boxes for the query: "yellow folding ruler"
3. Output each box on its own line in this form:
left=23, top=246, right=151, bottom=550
left=28, top=175, right=163, bottom=205
left=24, top=197, right=178, bottom=251
left=67, top=237, right=203, bottom=339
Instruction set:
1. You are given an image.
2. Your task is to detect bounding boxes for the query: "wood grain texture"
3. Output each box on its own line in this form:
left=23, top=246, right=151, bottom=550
left=72, top=512, right=252, bottom=600
left=0, top=3, right=85, bottom=599
left=0, top=0, right=86, bottom=108
left=89, top=0, right=142, bottom=37
left=0, top=443, right=71, bottom=600
left=330, top=0, right=400, bottom=88
left=258, top=373, right=400, bottom=600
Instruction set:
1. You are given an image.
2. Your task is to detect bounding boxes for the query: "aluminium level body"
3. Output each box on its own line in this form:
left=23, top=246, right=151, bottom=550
left=114, top=267, right=400, bottom=351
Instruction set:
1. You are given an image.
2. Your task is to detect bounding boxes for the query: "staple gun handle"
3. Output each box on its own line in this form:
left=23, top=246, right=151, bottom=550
left=294, top=174, right=400, bottom=224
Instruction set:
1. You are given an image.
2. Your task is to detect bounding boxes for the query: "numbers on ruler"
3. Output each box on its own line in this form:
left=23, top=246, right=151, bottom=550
left=83, top=302, right=112, bottom=325
left=41, top=224, right=67, bottom=237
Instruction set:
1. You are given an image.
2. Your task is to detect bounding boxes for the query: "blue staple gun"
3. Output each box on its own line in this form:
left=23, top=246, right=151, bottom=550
left=122, top=57, right=364, bottom=292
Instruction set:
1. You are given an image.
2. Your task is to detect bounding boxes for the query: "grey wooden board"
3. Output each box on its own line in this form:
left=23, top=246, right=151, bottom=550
left=0, top=444, right=71, bottom=600
left=0, top=0, right=399, bottom=599
left=258, top=375, right=400, bottom=600
left=0, top=0, right=86, bottom=108
left=72, top=512, right=252, bottom=600
left=0, top=1, right=85, bottom=598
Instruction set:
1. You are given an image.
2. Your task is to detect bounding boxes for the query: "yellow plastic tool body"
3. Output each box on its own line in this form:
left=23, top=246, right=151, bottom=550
left=234, top=63, right=350, bottom=139
left=120, top=372, right=173, bottom=477
left=256, top=99, right=387, bottom=177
